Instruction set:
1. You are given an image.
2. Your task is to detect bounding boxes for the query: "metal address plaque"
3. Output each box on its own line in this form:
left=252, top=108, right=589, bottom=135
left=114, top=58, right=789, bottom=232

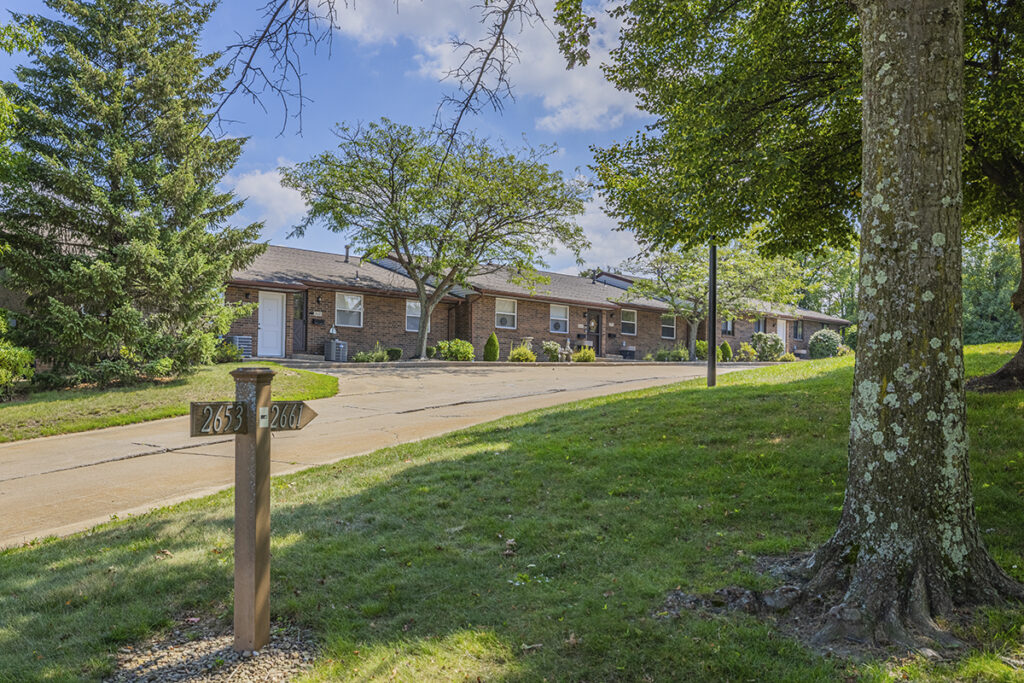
left=190, top=401, right=247, bottom=436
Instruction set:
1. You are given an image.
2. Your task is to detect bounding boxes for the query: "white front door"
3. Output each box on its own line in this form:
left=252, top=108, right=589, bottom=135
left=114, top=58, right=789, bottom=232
left=776, top=319, right=787, bottom=352
left=259, top=291, right=286, bottom=357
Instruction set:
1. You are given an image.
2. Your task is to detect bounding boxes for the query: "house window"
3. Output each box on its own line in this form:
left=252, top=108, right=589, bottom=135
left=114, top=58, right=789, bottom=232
left=721, top=319, right=735, bottom=336
left=406, top=300, right=430, bottom=333
left=661, top=315, right=675, bottom=339
left=754, top=317, right=767, bottom=333
left=794, top=320, right=804, bottom=340
left=335, top=293, right=363, bottom=328
left=495, top=298, right=517, bottom=329
left=550, top=304, right=569, bottom=333
left=620, top=309, right=637, bottom=335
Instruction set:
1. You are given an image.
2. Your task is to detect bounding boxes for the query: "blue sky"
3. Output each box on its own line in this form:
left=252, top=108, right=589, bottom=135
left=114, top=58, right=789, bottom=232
left=1, top=1, right=651, bottom=273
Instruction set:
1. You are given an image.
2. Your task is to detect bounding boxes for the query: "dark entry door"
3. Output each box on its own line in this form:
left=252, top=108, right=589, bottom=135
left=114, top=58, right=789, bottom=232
left=585, top=309, right=602, bottom=356
left=292, top=291, right=307, bottom=353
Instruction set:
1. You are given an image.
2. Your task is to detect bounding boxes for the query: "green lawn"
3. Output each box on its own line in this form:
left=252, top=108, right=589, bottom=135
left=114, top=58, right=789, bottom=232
left=0, top=362, right=338, bottom=442
left=0, top=344, right=1022, bottom=681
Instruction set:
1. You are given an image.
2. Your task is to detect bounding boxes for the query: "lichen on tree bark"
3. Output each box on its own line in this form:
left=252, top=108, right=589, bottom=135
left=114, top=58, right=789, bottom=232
left=802, top=0, right=1024, bottom=646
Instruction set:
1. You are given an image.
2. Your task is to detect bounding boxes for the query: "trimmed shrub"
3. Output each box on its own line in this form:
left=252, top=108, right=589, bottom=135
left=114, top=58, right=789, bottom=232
left=213, top=339, right=243, bottom=363
left=352, top=342, right=389, bottom=363
left=642, top=352, right=654, bottom=361
left=385, top=347, right=403, bottom=362
left=437, top=339, right=474, bottom=361
left=719, top=341, right=732, bottom=362
left=426, top=345, right=437, bottom=359
left=837, top=344, right=854, bottom=356
left=572, top=347, right=596, bottom=362
left=779, top=352, right=797, bottom=362
left=483, top=333, right=500, bottom=361
left=808, top=328, right=842, bottom=359
left=750, top=332, right=785, bottom=362
left=735, top=342, right=758, bottom=362
left=654, top=348, right=671, bottom=362
left=509, top=345, right=536, bottom=362
left=670, top=346, right=689, bottom=362
left=695, top=340, right=708, bottom=360
left=541, top=340, right=562, bottom=362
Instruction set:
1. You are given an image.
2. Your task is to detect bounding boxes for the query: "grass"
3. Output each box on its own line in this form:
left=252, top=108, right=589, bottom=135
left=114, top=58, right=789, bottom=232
left=0, top=362, right=338, bottom=442
left=0, top=343, right=1022, bottom=681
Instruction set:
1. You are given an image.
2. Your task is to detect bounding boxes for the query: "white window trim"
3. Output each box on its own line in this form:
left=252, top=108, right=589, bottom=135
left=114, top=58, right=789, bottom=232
left=495, top=298, right=518, bottom=329
left=549, top=304, right=569, bottom=334
left=405, top=300, right=430, bottom=333
left=660, top=315, right=676, bottom=340
left=335, top=292, right=363, bottom=328
left=620, top=309, right=637, bottom=336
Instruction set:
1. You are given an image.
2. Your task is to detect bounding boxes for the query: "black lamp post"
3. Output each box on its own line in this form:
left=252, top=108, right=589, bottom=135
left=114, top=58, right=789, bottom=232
left=708, top=243, right=717, bottom=388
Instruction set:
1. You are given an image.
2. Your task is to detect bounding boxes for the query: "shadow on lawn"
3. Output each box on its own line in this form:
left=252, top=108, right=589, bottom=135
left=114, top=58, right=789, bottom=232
left=3, top=359, right=1019, bottom=680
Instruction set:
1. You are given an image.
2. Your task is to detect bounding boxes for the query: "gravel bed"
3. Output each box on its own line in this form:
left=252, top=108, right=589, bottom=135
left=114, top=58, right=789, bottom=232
left=104, top=614, right=317, bottom=682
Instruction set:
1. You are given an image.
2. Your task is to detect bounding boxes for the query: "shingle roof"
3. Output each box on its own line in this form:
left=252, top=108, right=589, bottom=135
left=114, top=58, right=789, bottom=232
left=230, top=245, right=424, bottom=295
left=466, top=268, right=671, bottom=311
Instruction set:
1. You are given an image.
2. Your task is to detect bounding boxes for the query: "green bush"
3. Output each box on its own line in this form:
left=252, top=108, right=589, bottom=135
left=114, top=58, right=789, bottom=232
left=837, top=344, right=854, bottom=356
left=695, top=340, right=708, bottom=360
left=509, top=345, right=536, bottom=362
left=213, top=339, right=243, bottom=363
left=719, top=341, right=732, bottom=362
left=385, top=347, right=403, bottom=362
left=0, top=341, right=34, bottom=400
left=735, top=342, right=758, bottom=362
left=426, top=345, right=437, bottom=359
left=572, top=347, right=596, bottom=362
left=808, top=328, right=842, bottom=359
left=642, top=352, right=654, bottom=361
left=750, top=332, right=785, bottom=362
left=437, top=339, right=474, bottom=361
left=843, top=324, right=858, bottom=349
left=141, top=357, right=175, bottom=379
left=541, top=340, right=562, bottom=362
left=670, top=346, right=689, bottom=361
left=779, top=352, right=797, bottom=362
left=654, top=348, right=672, bottom=362
left=352, top=342, right=389, bottom=363
left=484, top=333, right=500, bottom=361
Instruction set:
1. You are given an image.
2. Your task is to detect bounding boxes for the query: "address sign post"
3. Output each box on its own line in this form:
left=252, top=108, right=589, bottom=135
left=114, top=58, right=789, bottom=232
left=189, top=367, right=318, bottom=653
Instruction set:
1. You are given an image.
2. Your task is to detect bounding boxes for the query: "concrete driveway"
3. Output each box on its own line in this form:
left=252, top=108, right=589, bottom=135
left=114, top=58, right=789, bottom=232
left=0, top=363, right=745, bottom=548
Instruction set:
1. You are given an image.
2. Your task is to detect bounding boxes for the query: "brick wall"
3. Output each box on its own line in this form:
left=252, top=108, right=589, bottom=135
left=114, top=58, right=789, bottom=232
left=466, top=296, right=610, bottom=360
left=609, top=308, right=687, bottom=359
left=226, top=286, right=294, bottom=358
left=303, top=288, right=453, bottom=358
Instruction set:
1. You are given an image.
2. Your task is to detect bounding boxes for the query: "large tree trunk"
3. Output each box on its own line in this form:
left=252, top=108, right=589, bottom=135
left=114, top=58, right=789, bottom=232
left=686, top=319, right=697, bottom=360
left=803, top=0, right=1023, bottom=646
left=966, top=218, right=1024, bottom=391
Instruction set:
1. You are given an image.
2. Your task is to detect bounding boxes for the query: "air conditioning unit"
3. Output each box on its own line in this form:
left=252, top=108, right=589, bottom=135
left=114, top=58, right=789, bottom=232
left=551, top=320, right=566, bottom=332
left=497, top=315, right=512, bottom=327
left=324, top=339, right=348, bottom=362
left=224, top=335, right=253, bottom=358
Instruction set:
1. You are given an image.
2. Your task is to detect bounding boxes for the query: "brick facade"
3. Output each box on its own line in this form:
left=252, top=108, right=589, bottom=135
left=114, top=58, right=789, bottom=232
left=711, top=315, right=842, bottom=356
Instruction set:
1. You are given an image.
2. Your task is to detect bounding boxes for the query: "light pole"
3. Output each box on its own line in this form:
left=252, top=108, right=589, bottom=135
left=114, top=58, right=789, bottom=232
left=708, top=243, right=717, bottom=387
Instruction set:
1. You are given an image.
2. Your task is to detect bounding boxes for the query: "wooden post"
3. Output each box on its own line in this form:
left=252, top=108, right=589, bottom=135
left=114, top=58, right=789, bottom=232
left=230, top=366, right=275, bottom=652
left=708, top=243, right=718, bottom=388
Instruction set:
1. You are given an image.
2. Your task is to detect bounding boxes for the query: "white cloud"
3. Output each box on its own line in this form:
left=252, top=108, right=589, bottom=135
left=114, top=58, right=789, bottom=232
left=549, top=196, right=642, bottom=274
left=228, top=163, right=308, bottom=239
left=334, top=1, right=642, bottom=134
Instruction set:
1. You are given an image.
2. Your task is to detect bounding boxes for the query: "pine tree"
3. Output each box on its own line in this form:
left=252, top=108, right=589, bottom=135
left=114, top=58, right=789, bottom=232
left=0, top=0, right=263, bottom=374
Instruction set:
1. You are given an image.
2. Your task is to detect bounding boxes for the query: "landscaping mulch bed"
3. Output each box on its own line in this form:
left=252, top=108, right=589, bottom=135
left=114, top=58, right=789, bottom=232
left=104, top=614, right=317, bottom=682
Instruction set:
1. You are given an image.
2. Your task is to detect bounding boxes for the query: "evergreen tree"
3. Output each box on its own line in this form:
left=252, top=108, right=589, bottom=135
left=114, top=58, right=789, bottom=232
left=0, top=0, right=263, bottom=373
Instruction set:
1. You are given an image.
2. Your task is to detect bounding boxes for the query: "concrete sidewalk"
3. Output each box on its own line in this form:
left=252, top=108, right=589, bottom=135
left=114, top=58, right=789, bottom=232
left=0, top=363, right=746, bottom=548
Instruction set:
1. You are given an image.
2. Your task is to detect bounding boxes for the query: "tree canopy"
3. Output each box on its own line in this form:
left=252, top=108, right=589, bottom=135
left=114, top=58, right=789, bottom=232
left=0, top=0, right=263, bottom=377
left=281, top=118, right=589, bottom=357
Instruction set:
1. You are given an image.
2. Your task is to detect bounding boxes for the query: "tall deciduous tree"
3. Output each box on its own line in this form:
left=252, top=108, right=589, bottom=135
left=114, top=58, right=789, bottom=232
left=963, top=236, right=1022, bottom=345
left=281, top=118, right=589, bottom=359
left=0, top=0, right=263, bottom=373
left=557, top=0, right=1024, bottom=645
left=559, top=0, right=1024, bottom=389
left=621, top=240, right=804, bottom=358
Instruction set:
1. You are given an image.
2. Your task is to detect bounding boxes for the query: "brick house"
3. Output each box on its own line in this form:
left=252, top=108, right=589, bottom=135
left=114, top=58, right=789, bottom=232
left=225, top=245, right=847, bottom=360
left=595, top=272, right=851, bottom=357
